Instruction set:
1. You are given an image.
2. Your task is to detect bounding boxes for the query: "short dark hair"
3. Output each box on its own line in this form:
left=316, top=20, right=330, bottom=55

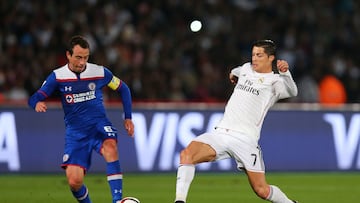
left=252, top=39, right=278, bottom=73
left=252, top=39, right=276, bottom=56
left=67, top=35, right=90, bottom=55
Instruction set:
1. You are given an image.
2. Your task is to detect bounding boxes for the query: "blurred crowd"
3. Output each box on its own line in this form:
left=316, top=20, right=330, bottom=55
left=0, top=0, right=359, bottom=104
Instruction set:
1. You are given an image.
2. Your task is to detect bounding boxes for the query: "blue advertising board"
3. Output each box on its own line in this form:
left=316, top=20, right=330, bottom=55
left=0, top=105, right=359, bottom=173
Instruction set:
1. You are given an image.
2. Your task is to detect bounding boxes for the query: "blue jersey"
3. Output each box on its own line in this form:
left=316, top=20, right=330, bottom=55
left=29, top=62, right=132, bottom=170
left=29, top=63, right=132, bottom=132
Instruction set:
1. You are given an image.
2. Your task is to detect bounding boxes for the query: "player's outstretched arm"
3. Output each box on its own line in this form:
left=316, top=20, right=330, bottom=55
left=117, top=81, right=132, bottom=119
left=35, top=101, right=48, bottom=112
left=28, top=72, right=57, bottom=112
left=229, top=65, right=242, bottom=85
left=124, top=119, right=135, bottom=137
left=118, top=82, right=134, bottom=137
left=28, top=90, right=48, bottom=112
left=277, top=60, right=289, bottom=73
left=275, top=60, right=298, bottom=98
left=229, top=73, right=238, bottom=85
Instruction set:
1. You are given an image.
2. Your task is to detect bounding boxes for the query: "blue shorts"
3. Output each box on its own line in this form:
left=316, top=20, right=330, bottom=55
left=61, top=121, right=118, bottom=171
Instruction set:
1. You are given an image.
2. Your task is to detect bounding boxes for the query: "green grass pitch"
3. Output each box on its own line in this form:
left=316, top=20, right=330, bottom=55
left=0, top=172, right=358, bottom=203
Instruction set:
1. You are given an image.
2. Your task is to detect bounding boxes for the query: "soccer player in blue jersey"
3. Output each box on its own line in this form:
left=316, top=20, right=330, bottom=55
left=28, top=35, right=135, bottom=203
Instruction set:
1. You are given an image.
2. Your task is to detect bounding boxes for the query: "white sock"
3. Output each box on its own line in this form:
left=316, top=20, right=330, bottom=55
left=175, top=164, right=195, bottom=202
left=267, top=185, right=293, bottom=203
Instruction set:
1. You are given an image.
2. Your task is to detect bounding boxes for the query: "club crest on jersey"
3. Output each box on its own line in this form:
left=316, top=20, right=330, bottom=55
left=258, top=77, right=264, bottom=83
left=88, top=82, right=96, bottom=90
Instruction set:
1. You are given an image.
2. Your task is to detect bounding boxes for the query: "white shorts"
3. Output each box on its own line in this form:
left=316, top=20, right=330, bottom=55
left=193, top=127, right=265, bottom=173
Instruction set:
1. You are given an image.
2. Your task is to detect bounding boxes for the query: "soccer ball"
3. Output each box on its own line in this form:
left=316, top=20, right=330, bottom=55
left=119, top=197, right=140, bottom=203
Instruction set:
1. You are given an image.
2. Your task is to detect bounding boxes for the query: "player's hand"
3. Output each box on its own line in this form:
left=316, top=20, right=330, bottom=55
left=35, top=101, right=47, bottom=112
left=277, top=60, right=289, bottom=73
left=124, top=119, right=135, bottom=137
left=229, top=73, right=238, bottom=85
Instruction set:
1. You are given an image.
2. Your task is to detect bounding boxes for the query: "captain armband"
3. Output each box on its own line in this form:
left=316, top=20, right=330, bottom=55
left=107, top=76, right=121, bottom=90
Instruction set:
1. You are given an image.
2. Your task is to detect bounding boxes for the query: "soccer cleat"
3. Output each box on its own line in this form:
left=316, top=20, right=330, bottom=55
left=292, top=200, right=299, bottom=203
left=174, top=201, right=185, bottom=203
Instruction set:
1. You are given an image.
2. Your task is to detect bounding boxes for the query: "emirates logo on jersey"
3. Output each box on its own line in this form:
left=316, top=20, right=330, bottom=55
left=237, top=79, right=260, bottom=95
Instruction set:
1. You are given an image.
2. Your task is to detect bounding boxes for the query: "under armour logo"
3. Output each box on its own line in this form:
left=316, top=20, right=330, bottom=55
left=114, top=189, right=122, bottom=194
left=65, top=86, right=72, bottom=91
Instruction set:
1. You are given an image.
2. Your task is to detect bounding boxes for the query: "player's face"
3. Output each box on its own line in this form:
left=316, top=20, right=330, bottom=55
left=67, top=45, right=90, bottom=73
left=251, top=46, right=274, bottom=73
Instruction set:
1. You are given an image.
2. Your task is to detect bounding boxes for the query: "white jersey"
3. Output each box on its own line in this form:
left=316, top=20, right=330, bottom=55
left=216, top=62, right=298, bottom=141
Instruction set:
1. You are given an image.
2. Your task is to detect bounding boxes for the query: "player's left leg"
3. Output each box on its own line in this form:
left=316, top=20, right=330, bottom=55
left=102, top=139, right=123, bottom=203
left=246, top=170, right=295, bottom=203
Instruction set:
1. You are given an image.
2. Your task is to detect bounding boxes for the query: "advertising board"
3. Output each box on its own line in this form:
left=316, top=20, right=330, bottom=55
left=0, top=106, right=359, bottom=173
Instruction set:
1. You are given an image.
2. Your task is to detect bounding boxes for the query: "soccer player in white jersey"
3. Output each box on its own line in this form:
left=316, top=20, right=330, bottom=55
left=29, top=36, right=135, bottom=203
left=174, top=40, right=299, bottom=203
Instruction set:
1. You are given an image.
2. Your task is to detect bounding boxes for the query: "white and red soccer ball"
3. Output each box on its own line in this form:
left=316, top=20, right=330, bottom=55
left=119, top=197, right=140, bottom=203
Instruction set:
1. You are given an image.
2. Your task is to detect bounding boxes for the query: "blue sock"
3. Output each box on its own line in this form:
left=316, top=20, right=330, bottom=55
left=107, top=160, right=123, bottom=203
left=71, top=184, right=91, bottom=203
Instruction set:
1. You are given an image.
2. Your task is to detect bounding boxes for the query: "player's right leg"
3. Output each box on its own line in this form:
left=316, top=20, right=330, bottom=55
left=66, top=165, right=92, bottom=203
left=62, top=128, right=93, bottom=203
left=175, top=141, right=217, bottom=203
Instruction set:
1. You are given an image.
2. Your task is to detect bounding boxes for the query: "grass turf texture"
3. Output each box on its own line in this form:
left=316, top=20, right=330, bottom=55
left=0, top=172, right=358, bottom=203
